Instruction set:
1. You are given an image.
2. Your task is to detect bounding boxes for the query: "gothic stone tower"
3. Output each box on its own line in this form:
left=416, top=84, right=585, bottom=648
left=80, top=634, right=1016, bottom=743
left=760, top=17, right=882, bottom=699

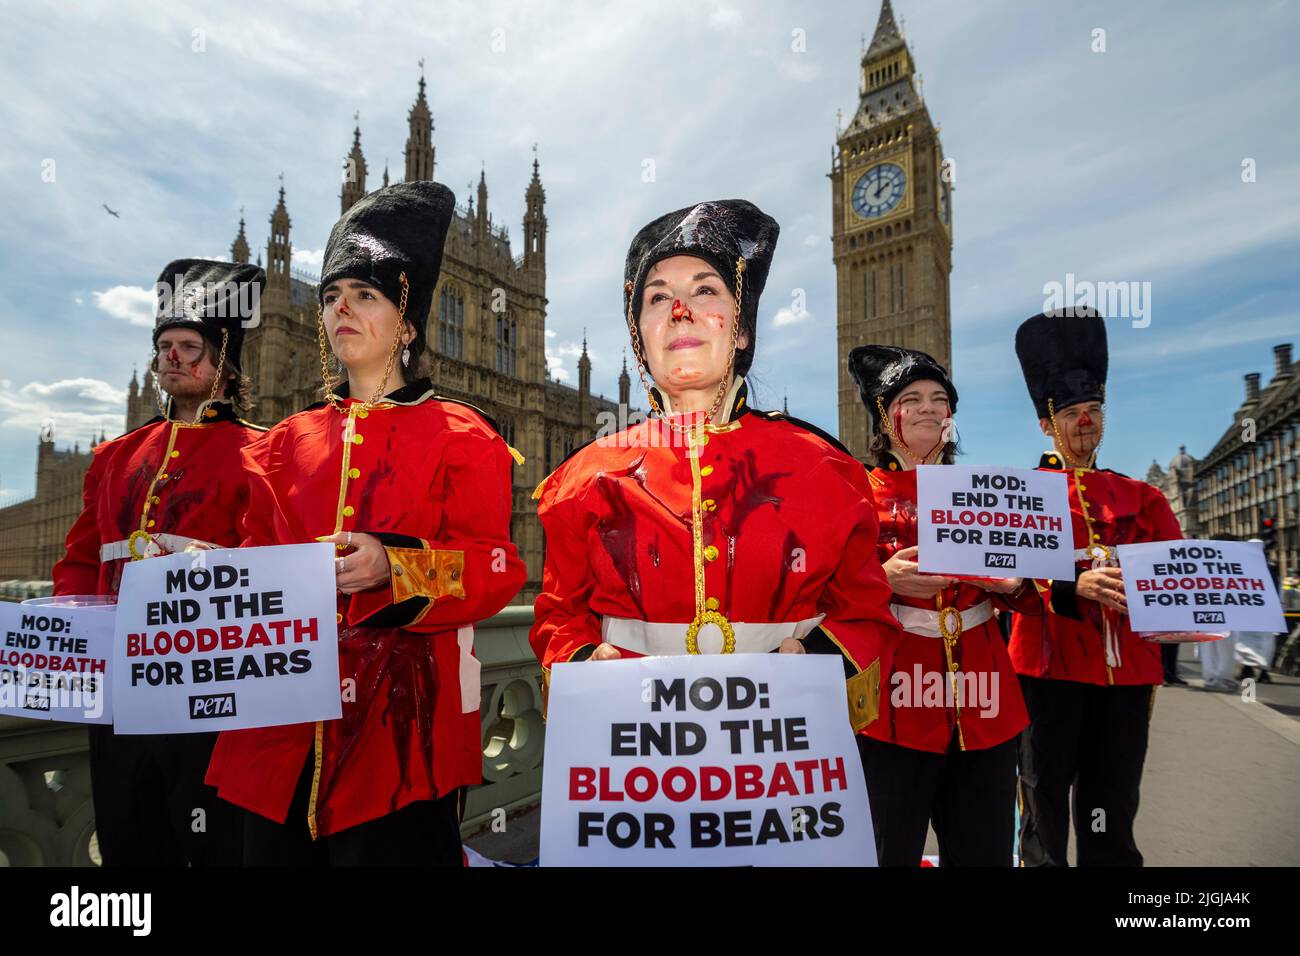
left=832, top=0, right=953, bottom=461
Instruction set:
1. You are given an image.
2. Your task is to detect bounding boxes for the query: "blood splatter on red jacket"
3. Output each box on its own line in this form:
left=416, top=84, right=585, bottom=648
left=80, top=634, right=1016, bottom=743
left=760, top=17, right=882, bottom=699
left=204, top=380, right=525, bottom=838
left=54, top=402, right=263, bottom=597
left=1009, top=453, right=1183, bottom=687
left=865, top=456, right=1031, bottom=753
left=530, top=380, right=900, bottom=734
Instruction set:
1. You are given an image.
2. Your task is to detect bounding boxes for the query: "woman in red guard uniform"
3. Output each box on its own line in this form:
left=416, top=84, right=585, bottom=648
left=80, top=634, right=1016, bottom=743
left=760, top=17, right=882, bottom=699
left=848, top=345, right=1032, bottom=866
left=205, top=181, right=526, bottom=865
left=531, top=199, right=901, bottom=749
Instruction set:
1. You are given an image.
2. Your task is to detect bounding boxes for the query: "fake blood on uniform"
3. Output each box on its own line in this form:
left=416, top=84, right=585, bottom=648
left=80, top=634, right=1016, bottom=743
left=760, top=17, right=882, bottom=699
left=203, top=381, right=525, bottom=837
left=53, top=403, right=262, bottom=597
left=530, top=381, right=900, bottom=706
left=1008, top=454, right=1184, bottom=686
left=866, top=458, right=1031, bottom=753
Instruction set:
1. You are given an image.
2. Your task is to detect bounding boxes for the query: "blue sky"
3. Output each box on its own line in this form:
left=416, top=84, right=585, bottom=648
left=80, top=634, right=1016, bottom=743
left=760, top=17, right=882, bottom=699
left=1, top=0, right=1297, bottom=504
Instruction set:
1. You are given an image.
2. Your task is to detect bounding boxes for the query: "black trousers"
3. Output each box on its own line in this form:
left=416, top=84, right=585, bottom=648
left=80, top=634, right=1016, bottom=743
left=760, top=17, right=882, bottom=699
left=87, top=724, right=242, bottom=866
left=242, top=759, right=465, bottom=866
left=858, top=732, right=1018, bottom=867
left=1161, top=642, right=1180, bottom=679
left=1017, top=675, right=1154, bottom=867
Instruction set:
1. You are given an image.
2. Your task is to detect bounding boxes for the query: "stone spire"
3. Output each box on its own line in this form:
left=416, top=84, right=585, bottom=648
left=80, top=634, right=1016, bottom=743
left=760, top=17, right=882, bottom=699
left=265, top=177, right=292, bottom=306
left=341, top=117, right=368, bottom=213
left=618, top=348, right=630, bottom=407
left=523, top=145, right=547, bottom=271
left=404, top=65, right=435, bottom=182
left=866, top=0, right=904, bottom=59
left=578, top=331, right=592, bottom=421
left=476, top=166, right=489, bottom=236
left=230, top=208, right=250, bottom=264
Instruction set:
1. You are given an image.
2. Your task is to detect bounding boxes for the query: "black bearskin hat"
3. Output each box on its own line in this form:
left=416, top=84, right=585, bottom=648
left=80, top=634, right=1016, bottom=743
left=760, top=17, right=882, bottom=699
left=623, top=199, right=779, bottom=378
left=319, top=180, right=456, bottom=358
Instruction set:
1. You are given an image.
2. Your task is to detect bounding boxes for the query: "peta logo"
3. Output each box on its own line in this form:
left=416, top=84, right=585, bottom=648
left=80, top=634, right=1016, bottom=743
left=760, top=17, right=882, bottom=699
left=50, top=886, right=151, bottom=936
left=1193, top=610, right=1226, bottom=624
left=189, top=692, right=236, bottom=719
left=984, top=552, right=1017, bottom=569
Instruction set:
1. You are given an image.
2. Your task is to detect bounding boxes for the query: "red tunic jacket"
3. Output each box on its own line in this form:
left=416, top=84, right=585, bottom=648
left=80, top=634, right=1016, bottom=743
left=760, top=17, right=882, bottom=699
left=1009, top=452, right=1183, bottom=686
left=204, top=380, right=526, bottom=838
left=53, top=403, right=263, bottom=597
left=865, top=458, right=1031, bottom=753
left=530, top=380, right=900, bottom=733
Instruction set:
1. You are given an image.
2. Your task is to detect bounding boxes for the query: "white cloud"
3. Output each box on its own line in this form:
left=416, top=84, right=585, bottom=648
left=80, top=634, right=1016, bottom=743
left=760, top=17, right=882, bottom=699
left=92, top=285, right=154, bottom=328
left=772, top=307, right=811, bottom=327
left=0, top=378, right=125, bottom=472
left=20, top=378, right=125, bottom=408
left=546, top=335, right=589, bottom=384
left=707, top=5, right=743, bottom=32
left=293, top=247, right=325, bottom=274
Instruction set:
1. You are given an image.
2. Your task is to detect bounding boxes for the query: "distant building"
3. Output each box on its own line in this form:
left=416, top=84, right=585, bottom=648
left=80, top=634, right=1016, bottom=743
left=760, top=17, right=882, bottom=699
left=1193, top=343, right=1299, bottom=577
left=1146, top=445, right=1202, bottom=538
left=0, top=429, right=96, bottom=583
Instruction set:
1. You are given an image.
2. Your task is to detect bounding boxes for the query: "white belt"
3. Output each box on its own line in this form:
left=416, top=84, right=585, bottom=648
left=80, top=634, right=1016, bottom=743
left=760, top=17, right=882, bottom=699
left=889, top=601, right=993, bottom=639
left=601, top=614, right=825, bottom=656
left=457, top=626, right=479, bottom=714
left=99, top=533, right=219, bottom=561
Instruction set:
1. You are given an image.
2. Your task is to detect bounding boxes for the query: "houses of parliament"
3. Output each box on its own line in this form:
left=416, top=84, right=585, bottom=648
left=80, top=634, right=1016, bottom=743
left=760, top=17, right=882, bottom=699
left=0, top=1, right=952, bottom=599
left=1, top=72, right=627, bottom=601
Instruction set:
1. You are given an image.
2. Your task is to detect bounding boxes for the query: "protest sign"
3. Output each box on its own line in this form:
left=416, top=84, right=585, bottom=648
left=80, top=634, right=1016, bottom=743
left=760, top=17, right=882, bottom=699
left=540, top=654, right=875, bottom=867
left=917, top=464, right=1074, bottom=579
left=1118, top=539, right=1286, bottom=633
left=111, top=543, right=341, bottom=733
left=0, top=598, right=114, bottom=724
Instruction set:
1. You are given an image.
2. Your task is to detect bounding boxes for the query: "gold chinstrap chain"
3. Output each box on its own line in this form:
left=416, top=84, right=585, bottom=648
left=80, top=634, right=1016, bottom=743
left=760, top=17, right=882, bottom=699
left=626, top=256, right=746, bottom=433
left=317, top=272, right=410, bottom=413
left=1046, top=387, right=1105, bottom=470
left=875, top=395, right=946, bottom=465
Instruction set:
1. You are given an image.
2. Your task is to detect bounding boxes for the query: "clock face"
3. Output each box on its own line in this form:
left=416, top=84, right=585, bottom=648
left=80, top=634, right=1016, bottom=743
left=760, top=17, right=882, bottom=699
left=851, top=163, right=906, bottom=219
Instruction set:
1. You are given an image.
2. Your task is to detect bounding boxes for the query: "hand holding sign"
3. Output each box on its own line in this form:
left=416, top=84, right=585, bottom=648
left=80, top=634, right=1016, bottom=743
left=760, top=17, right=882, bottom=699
left=884, top=546, right=954, bottom=598
left=1078, top=567, right=1127, bottom=612
left=318, top=532, right=391, bottom=594
left=1118, top=540, right=1285, bottom=633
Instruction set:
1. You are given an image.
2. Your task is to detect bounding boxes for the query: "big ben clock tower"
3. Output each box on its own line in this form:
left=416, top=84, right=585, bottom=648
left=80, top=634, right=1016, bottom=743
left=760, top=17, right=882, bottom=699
left=832, top=0, right=953, bottom=462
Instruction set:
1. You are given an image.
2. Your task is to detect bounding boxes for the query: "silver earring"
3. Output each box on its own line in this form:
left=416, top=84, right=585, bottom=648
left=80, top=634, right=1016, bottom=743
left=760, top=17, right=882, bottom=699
left=401, top=347, right=411, bottom=368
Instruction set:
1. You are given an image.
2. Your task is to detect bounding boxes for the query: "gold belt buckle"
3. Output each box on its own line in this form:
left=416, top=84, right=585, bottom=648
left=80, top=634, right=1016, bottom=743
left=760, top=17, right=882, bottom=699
left=937, top=606, right=964, bottom=640
left=685, top=610, right=736, bottom=655
left=127, top=529, right=155, bottom=561
left=1088, top=543, right=1113, bottom=565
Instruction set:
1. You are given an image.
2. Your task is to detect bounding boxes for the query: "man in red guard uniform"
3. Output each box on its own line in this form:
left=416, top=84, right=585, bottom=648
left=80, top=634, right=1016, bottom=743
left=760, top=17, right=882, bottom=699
left=1011, top=308, right=1182, bottom=866
left=54, top=258, right=266, bottom=865
left=206, top=180, right=526, bottom=865
left=848, top=345, right=1033, bottom=866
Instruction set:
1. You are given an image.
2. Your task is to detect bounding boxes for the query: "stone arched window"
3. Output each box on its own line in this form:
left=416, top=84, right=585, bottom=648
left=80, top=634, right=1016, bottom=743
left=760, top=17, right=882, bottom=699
left=439, top=286, right=464, bottom=358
